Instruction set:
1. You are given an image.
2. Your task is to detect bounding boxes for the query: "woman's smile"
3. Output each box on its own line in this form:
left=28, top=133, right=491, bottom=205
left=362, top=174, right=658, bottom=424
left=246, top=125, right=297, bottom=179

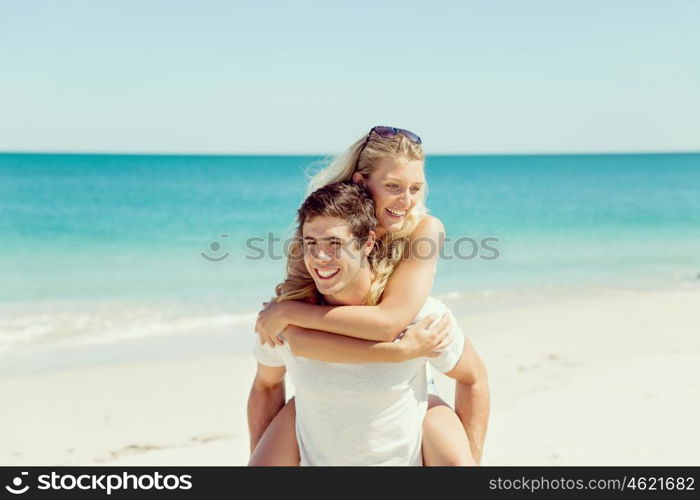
left=385, top=207, right=407, bottom=219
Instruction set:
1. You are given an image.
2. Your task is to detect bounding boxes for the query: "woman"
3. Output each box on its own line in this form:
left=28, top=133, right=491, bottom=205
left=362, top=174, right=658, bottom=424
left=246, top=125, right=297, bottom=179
left=253, top=126, right=476, bottom=466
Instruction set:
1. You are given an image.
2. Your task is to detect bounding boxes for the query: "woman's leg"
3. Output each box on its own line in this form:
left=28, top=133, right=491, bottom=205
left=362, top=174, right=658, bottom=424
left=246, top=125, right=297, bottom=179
left=248, top=398, right=300, bottom=466
left=422, top=395, right=475, bottom=466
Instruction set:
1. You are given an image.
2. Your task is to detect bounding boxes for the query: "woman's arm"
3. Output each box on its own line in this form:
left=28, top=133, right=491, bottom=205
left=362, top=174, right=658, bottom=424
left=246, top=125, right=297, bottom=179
left=257, top=215, right=445, bottom=343
left=282, top=306, right=452, bottom=364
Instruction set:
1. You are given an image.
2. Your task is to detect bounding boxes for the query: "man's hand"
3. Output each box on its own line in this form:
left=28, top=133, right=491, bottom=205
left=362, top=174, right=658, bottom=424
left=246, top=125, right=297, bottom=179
left=255, top=301, right=289, bottom=347
left=396, top=313, right=452, bottom=360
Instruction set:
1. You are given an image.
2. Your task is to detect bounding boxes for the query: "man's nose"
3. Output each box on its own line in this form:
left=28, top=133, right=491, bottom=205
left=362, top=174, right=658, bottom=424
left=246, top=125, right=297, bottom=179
left=314, top=247, right=332, bottom=261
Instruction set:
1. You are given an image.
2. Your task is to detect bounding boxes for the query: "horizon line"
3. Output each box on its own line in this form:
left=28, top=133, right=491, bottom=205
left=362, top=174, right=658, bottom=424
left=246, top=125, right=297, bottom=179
left=1, top=149, right=699, bottom=157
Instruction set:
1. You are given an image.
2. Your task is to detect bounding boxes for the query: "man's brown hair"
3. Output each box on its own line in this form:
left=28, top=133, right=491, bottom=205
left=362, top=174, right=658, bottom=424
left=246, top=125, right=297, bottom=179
left=297, top=181, right=377, bottom=243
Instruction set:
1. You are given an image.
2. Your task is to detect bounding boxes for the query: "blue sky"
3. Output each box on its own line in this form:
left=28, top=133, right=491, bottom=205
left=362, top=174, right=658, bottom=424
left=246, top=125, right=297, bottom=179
left=1, top=0, right=698, bottom=154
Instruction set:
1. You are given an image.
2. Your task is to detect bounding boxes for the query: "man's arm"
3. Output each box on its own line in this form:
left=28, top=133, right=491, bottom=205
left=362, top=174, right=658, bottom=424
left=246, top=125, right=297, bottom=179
left=444, top=339, right=490, bottom=465
left=247, top=363, right=286, bottom=454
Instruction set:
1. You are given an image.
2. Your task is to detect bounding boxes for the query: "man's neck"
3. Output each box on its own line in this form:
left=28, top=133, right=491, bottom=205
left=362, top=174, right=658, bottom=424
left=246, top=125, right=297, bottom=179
left=322, top=268, right=374, bottom=306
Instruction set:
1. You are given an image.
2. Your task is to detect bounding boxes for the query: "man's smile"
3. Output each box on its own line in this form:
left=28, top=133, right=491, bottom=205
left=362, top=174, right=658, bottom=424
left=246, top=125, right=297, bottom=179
left=314, top=267, right=341, bottom=280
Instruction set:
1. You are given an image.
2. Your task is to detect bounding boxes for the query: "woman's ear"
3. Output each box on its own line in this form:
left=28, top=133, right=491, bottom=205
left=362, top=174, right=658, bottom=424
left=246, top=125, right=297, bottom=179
left=352, top=172, right=364, bottom=185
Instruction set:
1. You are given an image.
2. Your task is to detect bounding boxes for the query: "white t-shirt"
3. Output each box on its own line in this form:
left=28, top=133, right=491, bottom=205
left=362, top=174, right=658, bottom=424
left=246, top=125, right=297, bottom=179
left=253, top=296, right=465, bottom=466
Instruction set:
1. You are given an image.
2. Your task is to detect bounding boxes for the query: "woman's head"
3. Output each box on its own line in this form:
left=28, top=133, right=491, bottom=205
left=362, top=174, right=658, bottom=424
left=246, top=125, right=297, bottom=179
left=277, top=127, right=429, bottom=306
left=307, top=126, right=428, bottom=236
left=352, top=156, right=425, bottom=237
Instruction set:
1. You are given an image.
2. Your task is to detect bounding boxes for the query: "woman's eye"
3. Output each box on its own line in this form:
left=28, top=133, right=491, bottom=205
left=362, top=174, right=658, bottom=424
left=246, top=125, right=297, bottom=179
left=386, top=184, right=399, bottom=189
left=410, top=187, right=420, bottom=194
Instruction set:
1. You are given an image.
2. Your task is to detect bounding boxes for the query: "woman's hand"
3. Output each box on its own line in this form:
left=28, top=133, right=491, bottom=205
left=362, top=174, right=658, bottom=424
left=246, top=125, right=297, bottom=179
left=396, top=313, right=452, bottom=360
left=255, top=301, right=290, bottom=347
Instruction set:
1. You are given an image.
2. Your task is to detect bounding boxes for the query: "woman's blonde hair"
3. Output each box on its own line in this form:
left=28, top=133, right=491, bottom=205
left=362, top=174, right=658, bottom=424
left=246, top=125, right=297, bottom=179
left=274, top=130, right=428, bottom=305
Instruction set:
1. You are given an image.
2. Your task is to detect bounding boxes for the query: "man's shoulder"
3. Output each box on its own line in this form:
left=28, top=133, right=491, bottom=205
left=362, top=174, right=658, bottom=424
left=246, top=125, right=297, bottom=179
left=253, top=339, right=290, bottom=367
left=412, top=296, right=449, bottom=322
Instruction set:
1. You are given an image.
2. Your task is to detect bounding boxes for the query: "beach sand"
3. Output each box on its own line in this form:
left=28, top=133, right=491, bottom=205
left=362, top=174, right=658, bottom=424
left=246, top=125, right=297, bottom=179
left=1, top=287, right=698, bottom=466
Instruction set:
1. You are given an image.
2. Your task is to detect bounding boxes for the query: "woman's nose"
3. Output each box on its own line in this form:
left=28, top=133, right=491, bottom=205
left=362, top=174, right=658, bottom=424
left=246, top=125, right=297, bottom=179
left=397, top=189, right=410, bottom=206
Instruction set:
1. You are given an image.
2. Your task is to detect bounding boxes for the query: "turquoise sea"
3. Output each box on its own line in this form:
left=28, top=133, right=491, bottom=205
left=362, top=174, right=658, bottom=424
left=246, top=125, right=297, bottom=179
left=1, top=153, right=699, bottom=371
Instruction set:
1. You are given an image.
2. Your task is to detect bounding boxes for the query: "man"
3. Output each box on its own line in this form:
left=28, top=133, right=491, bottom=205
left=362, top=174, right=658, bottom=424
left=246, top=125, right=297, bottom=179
left=248, top=182, right=489, bottom=465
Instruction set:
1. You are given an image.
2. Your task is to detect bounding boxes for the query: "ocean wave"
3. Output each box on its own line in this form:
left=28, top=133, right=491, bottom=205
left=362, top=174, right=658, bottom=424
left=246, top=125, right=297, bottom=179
left=0, top=303, right=257, bottom=354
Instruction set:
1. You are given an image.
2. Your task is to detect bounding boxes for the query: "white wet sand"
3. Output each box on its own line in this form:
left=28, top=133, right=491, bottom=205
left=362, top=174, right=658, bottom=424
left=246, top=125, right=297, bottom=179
left=1, top=287, right=698, bottom=465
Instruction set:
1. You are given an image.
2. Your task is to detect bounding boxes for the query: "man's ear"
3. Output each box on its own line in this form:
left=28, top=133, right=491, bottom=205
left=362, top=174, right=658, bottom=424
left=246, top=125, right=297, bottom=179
left=352, top=172, right=364, bottom=185
left=364, top=230, right=376, bottom=256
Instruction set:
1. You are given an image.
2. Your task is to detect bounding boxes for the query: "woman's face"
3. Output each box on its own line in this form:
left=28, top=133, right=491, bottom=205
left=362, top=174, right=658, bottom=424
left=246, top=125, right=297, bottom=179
left=354, top=157, right=425, bottom=236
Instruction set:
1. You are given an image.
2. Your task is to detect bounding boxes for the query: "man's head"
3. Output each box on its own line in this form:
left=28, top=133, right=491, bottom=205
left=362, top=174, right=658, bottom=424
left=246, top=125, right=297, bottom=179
left=297, top=182, right=377, bottom=298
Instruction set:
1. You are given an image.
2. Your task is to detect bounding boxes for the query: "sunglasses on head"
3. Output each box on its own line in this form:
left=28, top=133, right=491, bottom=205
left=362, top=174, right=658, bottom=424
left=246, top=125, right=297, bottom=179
left=355, top=126, right=422, bottom=171
left=366, top=126, right=422, bottom=145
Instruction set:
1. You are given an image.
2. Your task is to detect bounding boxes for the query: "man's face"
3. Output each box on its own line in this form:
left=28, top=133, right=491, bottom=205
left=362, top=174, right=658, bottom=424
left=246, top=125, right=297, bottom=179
left=301, top=216, right=372, bottom=297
